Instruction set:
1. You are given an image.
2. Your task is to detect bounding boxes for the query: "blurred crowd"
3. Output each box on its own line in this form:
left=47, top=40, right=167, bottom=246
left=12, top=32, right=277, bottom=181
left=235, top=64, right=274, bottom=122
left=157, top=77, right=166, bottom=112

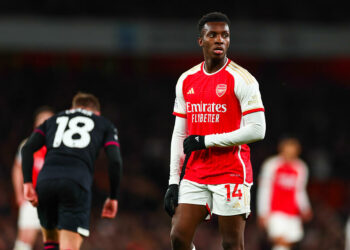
left=0, top=53, right=349, bottom=249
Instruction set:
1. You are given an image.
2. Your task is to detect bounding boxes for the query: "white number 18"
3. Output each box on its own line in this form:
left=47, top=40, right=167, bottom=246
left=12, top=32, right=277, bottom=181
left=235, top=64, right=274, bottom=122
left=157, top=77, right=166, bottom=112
left=53, top=116, right=94, bottom=148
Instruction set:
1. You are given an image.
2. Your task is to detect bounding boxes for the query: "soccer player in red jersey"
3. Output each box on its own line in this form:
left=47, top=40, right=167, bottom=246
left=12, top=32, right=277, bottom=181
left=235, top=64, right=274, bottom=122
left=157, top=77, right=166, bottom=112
left=257, top=137, right=312, bottom=250
left=164, top=12, right=266, bottom=250
left=12, top=106, right=54, bottom=250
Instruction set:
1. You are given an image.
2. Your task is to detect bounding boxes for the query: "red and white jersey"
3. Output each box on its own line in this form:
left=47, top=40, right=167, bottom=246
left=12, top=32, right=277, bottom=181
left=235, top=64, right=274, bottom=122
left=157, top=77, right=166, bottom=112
left=173, top=59, right=264, bottom=185
left=16, top=140, right=47, bottom=188
left=257, top=156, right=311, bottom=217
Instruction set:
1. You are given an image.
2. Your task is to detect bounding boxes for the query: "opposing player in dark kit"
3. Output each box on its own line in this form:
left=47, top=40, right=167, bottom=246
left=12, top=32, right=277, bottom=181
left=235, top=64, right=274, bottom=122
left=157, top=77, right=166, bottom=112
left=21, top=92, right=123, bottom=250
left=164, top=12, right=266, bottom=250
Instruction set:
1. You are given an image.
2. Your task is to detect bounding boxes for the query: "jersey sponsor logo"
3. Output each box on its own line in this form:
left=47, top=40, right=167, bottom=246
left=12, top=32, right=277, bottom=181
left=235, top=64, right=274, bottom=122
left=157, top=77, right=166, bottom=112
left=276, top=173, right=297, bottom=190
left=186, top=102, right=227, bottom=113
left=216, top=84, right=227, bottom=97
left=187, top=88, right=195, bottom=95
left=186, top=101, right=227, bottom=123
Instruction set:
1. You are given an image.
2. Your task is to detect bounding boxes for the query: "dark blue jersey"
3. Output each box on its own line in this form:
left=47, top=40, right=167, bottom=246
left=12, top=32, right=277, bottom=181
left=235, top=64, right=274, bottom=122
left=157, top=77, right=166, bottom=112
left=35, top=108, right=120, bottom=191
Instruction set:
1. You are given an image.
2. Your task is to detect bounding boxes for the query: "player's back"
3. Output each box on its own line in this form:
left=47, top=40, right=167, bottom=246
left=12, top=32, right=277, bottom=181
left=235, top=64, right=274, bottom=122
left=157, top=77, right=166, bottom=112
left=36, top=108, right=119, bottom=190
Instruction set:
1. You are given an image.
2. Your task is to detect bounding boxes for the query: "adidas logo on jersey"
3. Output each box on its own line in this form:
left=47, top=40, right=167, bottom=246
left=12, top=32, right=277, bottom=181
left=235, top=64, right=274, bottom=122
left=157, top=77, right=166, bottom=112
left=187, top=88, right=194, bottom=94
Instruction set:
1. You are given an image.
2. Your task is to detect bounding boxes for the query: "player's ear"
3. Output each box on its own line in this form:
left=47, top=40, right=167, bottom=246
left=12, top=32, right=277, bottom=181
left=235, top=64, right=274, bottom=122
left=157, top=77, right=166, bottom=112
left=198, top=36, right=203, bottom=47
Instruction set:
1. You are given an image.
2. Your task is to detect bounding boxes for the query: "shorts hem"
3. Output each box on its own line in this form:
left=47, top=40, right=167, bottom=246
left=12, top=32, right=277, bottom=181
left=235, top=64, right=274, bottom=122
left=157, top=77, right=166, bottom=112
left=178, top=200, right=207, bottom=206
left=57, top=225, right=90, bottom=237
left=212, top=209, right=251, bottom=217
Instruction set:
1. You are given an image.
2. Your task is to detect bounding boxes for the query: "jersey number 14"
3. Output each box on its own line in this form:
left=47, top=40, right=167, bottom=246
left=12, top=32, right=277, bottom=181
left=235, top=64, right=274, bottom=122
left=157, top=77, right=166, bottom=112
left=53, top=116, right=95, bottom=148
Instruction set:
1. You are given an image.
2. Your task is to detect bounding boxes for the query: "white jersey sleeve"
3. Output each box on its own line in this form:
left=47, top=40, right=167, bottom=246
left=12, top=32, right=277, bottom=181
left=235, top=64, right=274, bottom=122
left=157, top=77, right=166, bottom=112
left=168, top=116, right=187, bottom=185
left=173, top=75, right=187, bottom=117
left=257, top=156, right=278, bottom=217
left=296, top=160, right=311, bottom=212
left=205, top=111, right=265, bottom=147
left=226, top=62, right=264, bottom=115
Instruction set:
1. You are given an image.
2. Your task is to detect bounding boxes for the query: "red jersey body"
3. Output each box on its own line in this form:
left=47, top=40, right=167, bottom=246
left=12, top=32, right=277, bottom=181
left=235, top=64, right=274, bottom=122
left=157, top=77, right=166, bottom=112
left=173, top=59, right=264, bottom=185
left=32, top=146, right=47, bottom=188
left=17, top=140, right=46, bottom=188
left=257, top=156, right=311, bottom=216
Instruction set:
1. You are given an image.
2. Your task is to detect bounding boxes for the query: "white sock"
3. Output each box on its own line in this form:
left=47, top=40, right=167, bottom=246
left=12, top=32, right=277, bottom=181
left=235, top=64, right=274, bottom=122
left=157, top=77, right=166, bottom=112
left=272, top=245, right=290, bottom=250
left=13, top=240, right=32, bottom=250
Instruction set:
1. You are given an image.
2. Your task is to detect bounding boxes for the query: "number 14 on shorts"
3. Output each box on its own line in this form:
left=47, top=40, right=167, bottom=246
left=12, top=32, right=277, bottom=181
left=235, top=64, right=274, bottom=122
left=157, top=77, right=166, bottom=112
left=224, top=184, right=242, bottom=201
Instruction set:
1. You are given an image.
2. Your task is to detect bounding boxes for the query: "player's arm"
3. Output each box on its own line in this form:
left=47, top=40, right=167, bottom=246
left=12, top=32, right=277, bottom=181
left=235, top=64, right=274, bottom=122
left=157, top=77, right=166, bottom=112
left=164, top=116, right=187, bottom=217
left=21, top=131, right=45, bottom=206
left=169, top=116, right=187, bottom=185
left=101, top=146, right=122, bottom=219
left=205, top=111, right=265, bottom=147
left=105, top=145, right=123, bottom=200
left=12, top=152, right=25, bottom=206
left=256, top=159, right=274, bottom=228
left=164, top=76, right=188, bottom=217
left=101, top=123, right=123, bottom=219
left=296, top=162, right=313, bottom=222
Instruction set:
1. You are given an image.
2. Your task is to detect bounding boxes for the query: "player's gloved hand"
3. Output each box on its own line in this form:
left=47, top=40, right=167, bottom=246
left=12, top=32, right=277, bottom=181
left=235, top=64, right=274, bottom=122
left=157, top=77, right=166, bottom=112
left=183, top=135, right=206, bottom=154
left=164, top=184, right=179, bottom=217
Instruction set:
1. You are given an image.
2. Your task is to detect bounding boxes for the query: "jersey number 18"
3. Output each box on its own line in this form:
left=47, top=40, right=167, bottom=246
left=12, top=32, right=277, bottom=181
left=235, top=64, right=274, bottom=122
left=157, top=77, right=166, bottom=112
left=53, top=116, right=95, bottom=148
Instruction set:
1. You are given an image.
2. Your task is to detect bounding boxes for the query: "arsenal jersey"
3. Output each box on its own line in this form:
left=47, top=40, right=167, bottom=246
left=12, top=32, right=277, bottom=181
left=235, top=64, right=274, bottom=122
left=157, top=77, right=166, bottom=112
left=173, top=59, right=264, bottom=185
left=257, top=156, right=311, bottom=216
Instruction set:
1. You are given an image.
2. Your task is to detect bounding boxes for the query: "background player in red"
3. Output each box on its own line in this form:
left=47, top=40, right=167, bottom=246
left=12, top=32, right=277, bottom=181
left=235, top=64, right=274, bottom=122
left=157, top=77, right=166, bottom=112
left=164, top=12, right=266, bottom=250
left=21, top=92, right=123, bottom=250
left=257, top=137, right=312, bottom=250
left=12, top=106, right=54, bottom=250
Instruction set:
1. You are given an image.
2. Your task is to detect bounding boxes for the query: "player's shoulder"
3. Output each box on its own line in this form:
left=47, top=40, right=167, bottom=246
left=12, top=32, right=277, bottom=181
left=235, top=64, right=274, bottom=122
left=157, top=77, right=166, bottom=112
left=261, top=155, right=281, bottom=168
left=295, top=158, right=309, bottom=170
left=95, top=114, right=117, bottom=130
left=178, top=63, right=202, bottom=81
left=225, top=60, right=257, bottom=85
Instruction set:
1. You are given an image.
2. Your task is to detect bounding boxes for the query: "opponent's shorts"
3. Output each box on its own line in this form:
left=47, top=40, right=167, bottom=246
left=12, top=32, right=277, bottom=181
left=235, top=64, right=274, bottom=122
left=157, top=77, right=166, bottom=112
left=266, top=212, right=303, bottom=243
left=18, top=201, right=41, bottom=229
left=36, top=179, right=91, bottom=237
left=178, top=179, right=251, bottom=219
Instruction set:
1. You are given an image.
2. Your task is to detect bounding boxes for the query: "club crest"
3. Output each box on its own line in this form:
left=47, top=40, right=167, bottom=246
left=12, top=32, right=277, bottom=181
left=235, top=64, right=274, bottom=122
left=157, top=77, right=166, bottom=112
left=216, top=84, right=227, bottom=97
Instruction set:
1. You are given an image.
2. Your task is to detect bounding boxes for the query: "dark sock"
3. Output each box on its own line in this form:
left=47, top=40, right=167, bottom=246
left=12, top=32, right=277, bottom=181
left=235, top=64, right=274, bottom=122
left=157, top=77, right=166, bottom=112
left=44, top=241, right=59, bottom=250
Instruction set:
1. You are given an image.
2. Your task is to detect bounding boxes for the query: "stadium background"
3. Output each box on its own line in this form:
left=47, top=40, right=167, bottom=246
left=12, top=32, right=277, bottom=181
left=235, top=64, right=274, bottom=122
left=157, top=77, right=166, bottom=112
left=0, top=1, right=349, bottom=249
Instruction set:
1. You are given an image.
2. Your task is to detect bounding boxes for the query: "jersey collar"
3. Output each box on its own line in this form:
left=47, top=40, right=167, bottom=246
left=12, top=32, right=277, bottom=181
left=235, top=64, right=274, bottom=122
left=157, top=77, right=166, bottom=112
left=202, top=57, right=230, bottom=76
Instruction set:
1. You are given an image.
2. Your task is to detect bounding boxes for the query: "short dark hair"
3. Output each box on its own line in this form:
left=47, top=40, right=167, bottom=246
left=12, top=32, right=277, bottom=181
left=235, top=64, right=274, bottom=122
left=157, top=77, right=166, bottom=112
left=33, top=105, right=55, bottom=121
left=72, top=92, right=100, bottom=112
left=198, top=12, right=231, bottom=37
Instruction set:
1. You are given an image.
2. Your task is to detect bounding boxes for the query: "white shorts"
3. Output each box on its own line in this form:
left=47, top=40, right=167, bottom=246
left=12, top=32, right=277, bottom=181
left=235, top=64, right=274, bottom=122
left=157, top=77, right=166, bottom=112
left=18, top=201, right=41, bottom=229
left=178, top=179, right=251, bottom=219
left=267, top=212, right=303, bottom=243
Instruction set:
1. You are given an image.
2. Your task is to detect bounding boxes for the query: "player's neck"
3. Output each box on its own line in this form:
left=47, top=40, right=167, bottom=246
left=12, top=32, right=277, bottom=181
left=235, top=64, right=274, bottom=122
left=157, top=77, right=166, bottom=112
left=203, top=57, right=228, bottom=74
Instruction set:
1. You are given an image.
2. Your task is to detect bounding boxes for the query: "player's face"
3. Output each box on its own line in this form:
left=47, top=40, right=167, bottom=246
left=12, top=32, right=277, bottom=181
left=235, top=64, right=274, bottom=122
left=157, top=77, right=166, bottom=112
left=199, top=22, right=230, bottom=60
left=280, top=141, right=301, bottom=160
left=34, top=111, right=53, bottom=128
